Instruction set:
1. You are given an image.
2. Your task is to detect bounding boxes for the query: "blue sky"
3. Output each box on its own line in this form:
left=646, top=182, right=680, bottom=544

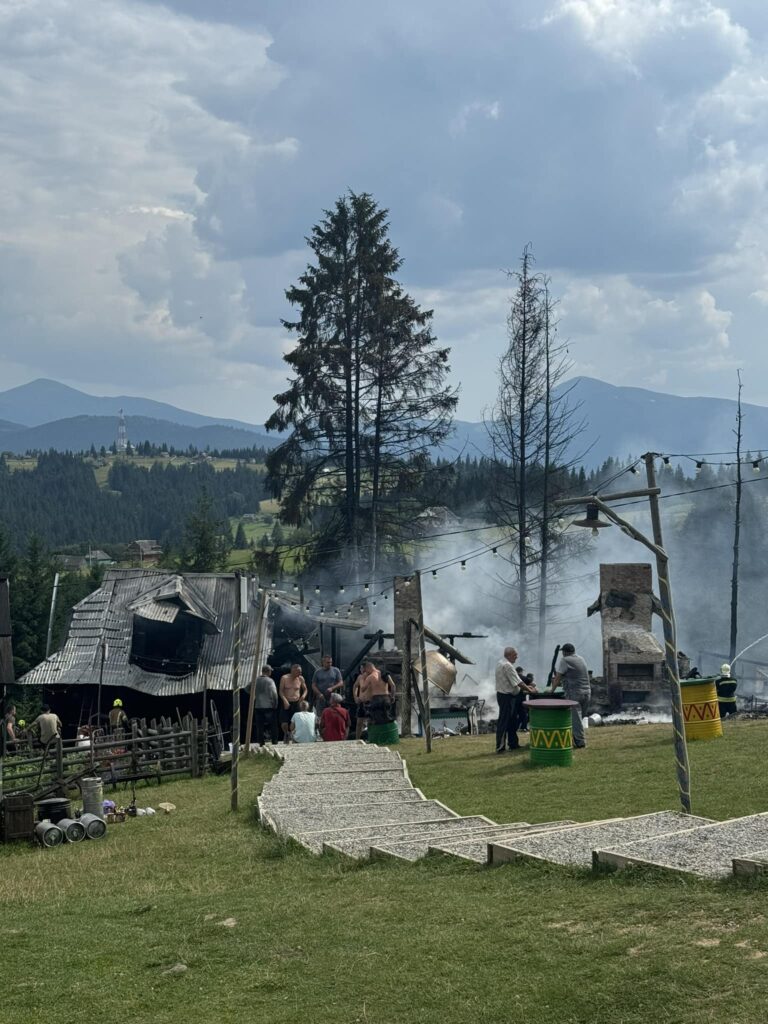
left=1, top=0, right=767, bottom=421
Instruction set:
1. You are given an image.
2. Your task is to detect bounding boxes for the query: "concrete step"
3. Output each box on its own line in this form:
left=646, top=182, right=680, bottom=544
left=263, top=798, right=456, bottom=838
left=732, top=849, right=768, bottom=878
left=262, top=771, right=412, bottom=794
left=278, top=761, right=404, bottom=777
left=258, top=789, right=425, bottom=816
left=428, top=822, right=579, bottom=864
left=295, top=815, right=495, bottom=855
left=490, top=811, right=713, bottom=868
left=595, top=813, right=768, bottom=878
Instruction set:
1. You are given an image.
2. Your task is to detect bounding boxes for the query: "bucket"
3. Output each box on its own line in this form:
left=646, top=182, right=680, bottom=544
left=81, top=778, right=104, bottom=818
left=525, top=699, right=575, bottom=767
left=35, top=797, right=71, bottom=824
left=366, top=721, right=400, bottom=746
left=58, top=818, right=87, bottom=843
left=681, top=677, right=723, bottom=740
left=35, top=821, right=64, bottom=848
left=79, top=812, right=108, bottom=839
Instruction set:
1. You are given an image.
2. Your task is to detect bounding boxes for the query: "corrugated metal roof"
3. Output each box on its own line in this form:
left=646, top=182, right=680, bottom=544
left=19, top=569, right=273, bottom=696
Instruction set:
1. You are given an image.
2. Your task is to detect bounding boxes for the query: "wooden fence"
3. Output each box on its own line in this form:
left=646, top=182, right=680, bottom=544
left=2, top=715, right=210, bottom=799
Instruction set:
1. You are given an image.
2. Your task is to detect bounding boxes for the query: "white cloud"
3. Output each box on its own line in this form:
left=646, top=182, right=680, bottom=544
left=449, top=99, right=501, bottom=136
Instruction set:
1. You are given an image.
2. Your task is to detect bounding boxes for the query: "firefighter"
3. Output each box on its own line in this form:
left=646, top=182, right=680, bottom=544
left=715, top=663, right=738, bottom=718
left=109, top=698, right=129, bottom=735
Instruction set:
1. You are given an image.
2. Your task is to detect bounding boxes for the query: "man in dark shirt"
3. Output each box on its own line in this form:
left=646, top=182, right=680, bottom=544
left=552, top=643, right=591, bottom=749
left=253, top=665, right=279, bottom=745
left=311, top=654, right=344, bottom=713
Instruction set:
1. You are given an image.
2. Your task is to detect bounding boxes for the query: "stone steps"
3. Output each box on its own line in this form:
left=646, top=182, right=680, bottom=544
left=732, top=849, right=768, bottom=878
left=489, top=812, right=713, bottom=868
left=262, top=798, right=457, bottom=837
left=258, top=788, right=425, bottom=814
left=262, top=771, right=412, bottom=794
left=428, top=822, right=580, bottom=864
left=320, top=816, right=499, bottom=859
left=594, top=813, right=768, bottom=878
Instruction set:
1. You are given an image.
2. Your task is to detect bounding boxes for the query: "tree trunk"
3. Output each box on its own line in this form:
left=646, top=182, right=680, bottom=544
left=538, top=286, right=552, bottom=652
left=729, top=371, right=743, bottom=661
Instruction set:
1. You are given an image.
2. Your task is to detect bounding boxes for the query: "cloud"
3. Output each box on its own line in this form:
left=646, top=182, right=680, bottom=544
left=449, top=99, right=501, bottom=137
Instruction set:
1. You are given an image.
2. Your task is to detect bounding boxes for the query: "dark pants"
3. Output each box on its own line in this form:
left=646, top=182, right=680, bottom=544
left=254, top=708, right=278, bottom=745
left=512, top=692, right=528, bottom=732
left=496, top=691, right=519, bottom=750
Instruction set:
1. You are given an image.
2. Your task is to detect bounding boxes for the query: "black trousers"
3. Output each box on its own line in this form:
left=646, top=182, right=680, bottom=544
left=496, top=691, right=519, bottom=750
left=254, top=708, right=278, bottom=745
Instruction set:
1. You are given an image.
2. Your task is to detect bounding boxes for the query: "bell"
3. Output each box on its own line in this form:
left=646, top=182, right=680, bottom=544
left=571, top=502, right=611, bottom=538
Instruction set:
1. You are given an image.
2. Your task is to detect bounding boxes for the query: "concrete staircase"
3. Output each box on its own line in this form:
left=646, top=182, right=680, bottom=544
left=258, top=743, right=768, bottom=879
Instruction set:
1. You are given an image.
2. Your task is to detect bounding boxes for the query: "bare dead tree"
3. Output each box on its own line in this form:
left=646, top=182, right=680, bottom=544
left=486, top=249, right=585, bottom=639
left=729, top=369, right=743, bottom=661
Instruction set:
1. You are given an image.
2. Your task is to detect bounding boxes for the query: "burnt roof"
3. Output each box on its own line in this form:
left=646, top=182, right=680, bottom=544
left=19, top=569, right=271, bottom=697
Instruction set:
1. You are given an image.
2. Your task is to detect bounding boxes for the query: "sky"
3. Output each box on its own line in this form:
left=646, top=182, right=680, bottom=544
left=1, top=0, right=768, bottom=423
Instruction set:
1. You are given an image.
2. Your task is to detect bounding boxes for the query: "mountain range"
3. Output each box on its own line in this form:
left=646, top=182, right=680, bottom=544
left=0, top=377, right=761, bottom=468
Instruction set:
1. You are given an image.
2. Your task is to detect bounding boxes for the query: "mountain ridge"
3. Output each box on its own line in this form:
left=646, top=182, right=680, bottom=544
left=0, top=376, right=764, bottom=467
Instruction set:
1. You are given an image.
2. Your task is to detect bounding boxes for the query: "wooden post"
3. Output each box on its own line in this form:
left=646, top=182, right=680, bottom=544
left=201, top=717, right=208, bottom=776
left=231, top=573, right=247, bottom=812
left=131, top=720, right=139, bottom=776
left=55, top=736, right=64, bottom=784
left=644, top=454, right=692, bottom=814
left=415, top=583, right=432, bottom=753
left=190, top=716, right=199, bottom=778
left=395, top=574, right=422, bottom=737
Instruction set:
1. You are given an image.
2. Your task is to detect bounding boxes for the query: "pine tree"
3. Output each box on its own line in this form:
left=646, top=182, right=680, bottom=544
left=234, top=521, right=248, bottom=549
left=265, top=191, right=457, bottom=573
left=177, top=491, right=230, bottom=572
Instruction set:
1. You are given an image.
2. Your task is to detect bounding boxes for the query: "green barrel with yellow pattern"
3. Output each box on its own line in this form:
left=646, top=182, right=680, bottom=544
left=525, top=699, right=577, bottom=767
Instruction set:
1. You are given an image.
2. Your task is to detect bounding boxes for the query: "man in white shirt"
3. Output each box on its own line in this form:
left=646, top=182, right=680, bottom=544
left=290, top=701, right=318, bottom=743
left=494, top=646, right=520, bottom=754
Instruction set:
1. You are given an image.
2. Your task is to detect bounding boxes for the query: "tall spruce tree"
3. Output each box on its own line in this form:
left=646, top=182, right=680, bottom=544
left=266, top=191, right=457, bottom=573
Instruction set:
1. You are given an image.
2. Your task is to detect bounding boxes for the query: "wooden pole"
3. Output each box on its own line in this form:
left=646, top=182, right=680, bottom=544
left=231, top=573, right=247, bottom=812
left=244, top=590, right=268, bottom=753
left=415, top=573, right=432, bottom=753
left=643, top=453, right=692, bottom=814
left=45, top=572, right=60, bottom=659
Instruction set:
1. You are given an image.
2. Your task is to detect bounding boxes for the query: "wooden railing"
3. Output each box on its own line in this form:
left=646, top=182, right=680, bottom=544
left=1, top=715, right=210, bottom=798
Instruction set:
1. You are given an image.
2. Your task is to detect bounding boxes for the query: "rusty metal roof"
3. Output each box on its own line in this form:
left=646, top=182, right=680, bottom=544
left=19, top=569, right=272, bottom=696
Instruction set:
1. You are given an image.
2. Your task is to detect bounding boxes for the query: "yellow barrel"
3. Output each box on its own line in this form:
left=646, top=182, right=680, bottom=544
left=681, top=677, right=723, bottom=740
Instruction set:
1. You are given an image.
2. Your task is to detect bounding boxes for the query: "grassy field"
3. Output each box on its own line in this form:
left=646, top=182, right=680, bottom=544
left=2, top=723, right=768, bottom=1024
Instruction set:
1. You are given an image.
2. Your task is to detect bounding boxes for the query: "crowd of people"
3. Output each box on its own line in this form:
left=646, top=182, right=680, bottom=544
left=251, top=654, right=395, bottom=745
left=2, top=703, right=62, bottom=753
left=495, top=642, right=591, bottom=754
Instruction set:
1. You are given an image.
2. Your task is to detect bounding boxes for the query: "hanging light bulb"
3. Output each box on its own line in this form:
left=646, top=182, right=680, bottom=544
left=292, top=582, right=299, bottom=592
left=364, top=582, right=370, bottom=592
left=320, top=606, right=325, bottom=614
left=557, top=518, right=566, bottom=529
left=314, top=585, right=320, bottom=595
left=334, top=609, right=339, bottom=617
left=696, top=461, right=703, bottom=475
left=663, top=456, right=671, bottom=468
left=339, top=584, right=345, bottom=594
left=395, top=589, right=400, bottom=596
left=492, top=547, right=498, bottom=557
left=404, top=578, right=411, bottom=587
left=372, top=600, right=377, bottom=607
left=629, top=465, right=638, bottom=475
left=753, top=460, right=761, bottom=473
left=571, top=503, right=611, bottom=540
left=460, top=560, right=466, bottom=571
left=270, top=580, right=277, bottom=589
left=432, top=569, right=438, bottom=578
left=384, top=594, right=389, bottom=601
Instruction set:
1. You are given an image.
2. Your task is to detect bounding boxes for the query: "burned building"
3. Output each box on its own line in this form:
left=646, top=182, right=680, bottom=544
left=19, top=569, right=271, bottom=725
left=589, top=563, right=666, bottom=707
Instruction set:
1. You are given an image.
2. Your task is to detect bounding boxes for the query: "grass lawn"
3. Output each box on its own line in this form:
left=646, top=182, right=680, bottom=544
left=3, top=723, right=768, bottom=1024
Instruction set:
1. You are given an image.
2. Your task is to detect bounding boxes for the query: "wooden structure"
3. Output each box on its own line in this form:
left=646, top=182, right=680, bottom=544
left=1, top=714, right=209, bottom=802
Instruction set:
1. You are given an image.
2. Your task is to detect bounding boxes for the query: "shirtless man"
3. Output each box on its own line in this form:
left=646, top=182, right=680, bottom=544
left=278, top=664, right=307, bottom=743
left=354, top=661, right=395, bottom=737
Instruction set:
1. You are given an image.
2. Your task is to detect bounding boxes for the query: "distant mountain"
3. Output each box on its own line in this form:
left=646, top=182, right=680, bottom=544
left=0, top=376, right=763, bottom=467
left=0, top=378, right=266, bottom=432
left=0, top=415, right=275, bottom=454
left=442, top=377, right=768, bottom=468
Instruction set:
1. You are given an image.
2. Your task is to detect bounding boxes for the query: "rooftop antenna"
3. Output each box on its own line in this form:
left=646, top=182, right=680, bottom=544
left=117, top=408, right=128, bottom=453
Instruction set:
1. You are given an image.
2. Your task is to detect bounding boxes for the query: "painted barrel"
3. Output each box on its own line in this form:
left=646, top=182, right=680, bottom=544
left=79, top=812, right=108, bottom=839
left=524, top=699, right=577, bottom=767
left=35, top=820, right=64, bottom=848
left=81, top=777, right=104, bottom=818
left=681, top=677, right=723, bottom=740
left=58, top=818, right=87, bottom=843
left=366, top=721, right=400, bottom=746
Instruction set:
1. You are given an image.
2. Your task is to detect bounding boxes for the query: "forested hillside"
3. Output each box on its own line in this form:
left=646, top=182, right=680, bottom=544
left=0, top=452, right=268, bottom=550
